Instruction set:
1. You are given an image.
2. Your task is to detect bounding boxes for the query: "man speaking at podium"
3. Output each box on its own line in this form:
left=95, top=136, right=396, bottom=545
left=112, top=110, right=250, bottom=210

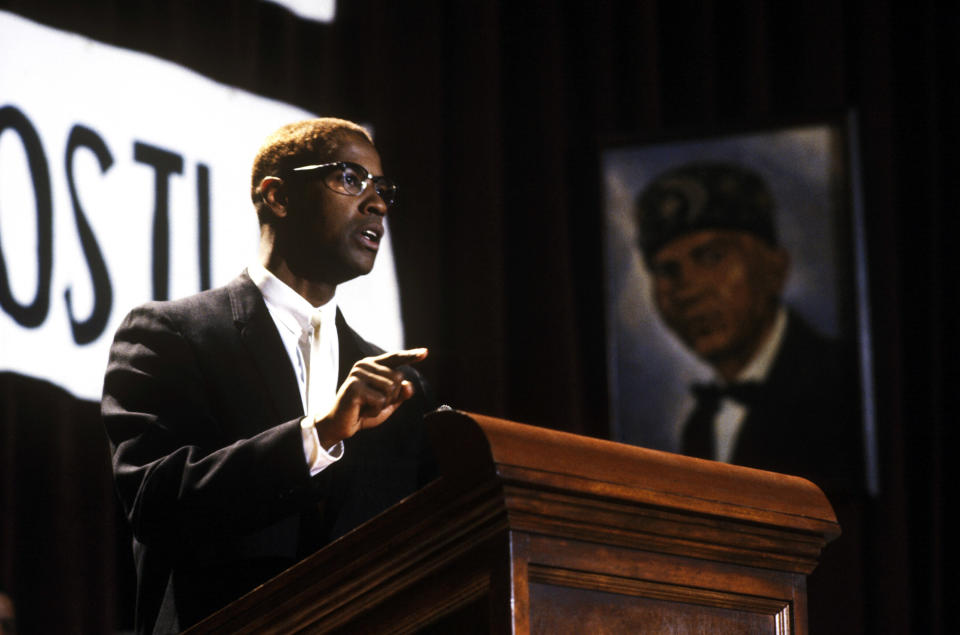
left=102, top=118, right=436, bottom=633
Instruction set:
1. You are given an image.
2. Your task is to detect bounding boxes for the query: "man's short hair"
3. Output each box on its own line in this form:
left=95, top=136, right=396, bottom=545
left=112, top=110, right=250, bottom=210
left=250, top=117, right=374, bottom=222
left=635, top=161, right=778, bottom=265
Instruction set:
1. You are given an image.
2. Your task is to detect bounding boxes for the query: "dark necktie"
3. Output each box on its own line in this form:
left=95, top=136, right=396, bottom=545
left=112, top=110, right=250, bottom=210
left=681, top=381, right=763, bottom=461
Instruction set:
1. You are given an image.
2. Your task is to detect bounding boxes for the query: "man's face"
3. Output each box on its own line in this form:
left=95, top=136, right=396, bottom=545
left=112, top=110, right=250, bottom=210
left=649, top=229, right=789, bottom=371
left=281, top=136, right=388, bottom=285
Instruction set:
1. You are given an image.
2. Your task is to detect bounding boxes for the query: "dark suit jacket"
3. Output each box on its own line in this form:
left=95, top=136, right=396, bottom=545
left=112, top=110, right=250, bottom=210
left=102, top=272, right=436, bottom=634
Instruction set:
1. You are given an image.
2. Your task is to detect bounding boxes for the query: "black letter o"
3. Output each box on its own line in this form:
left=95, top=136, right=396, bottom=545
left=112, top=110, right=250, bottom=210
left=0, top=105, right=53, bottom=327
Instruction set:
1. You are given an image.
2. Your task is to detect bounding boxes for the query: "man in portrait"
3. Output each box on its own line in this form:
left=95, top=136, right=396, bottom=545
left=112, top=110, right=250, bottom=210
left=635, top=161, right=862, bottom=494
left=635, top=161, right=867, bottom=631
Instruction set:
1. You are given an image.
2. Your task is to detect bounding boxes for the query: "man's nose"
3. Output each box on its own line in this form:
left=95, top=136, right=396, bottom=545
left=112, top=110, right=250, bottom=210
left=361, top=189, right=388, bottom=216
left=669, top=265, right=708, bottom=303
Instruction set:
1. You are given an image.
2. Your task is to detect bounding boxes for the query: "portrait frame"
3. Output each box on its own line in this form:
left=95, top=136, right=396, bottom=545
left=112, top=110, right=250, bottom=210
left=600, top=114, right=878, bottom=494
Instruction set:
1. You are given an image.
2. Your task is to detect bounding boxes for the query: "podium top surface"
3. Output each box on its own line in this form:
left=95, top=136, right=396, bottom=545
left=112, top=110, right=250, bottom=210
left=427, top=409, right=839, bottom=536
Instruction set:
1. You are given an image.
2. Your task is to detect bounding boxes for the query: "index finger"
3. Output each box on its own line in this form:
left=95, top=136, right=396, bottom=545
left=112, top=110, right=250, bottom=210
left=374, top=347, right=429, bottom=369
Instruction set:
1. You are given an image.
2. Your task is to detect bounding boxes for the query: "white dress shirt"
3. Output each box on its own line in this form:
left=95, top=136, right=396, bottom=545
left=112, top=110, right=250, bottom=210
left=248, top=263, right=343, bottom=475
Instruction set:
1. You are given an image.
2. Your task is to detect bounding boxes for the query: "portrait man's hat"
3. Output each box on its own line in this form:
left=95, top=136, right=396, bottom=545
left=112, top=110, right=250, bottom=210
left=636, top=161, right=778, bottom=264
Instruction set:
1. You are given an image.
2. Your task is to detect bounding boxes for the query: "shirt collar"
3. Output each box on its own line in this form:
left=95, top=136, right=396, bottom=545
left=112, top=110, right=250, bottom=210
left=733, top=306, right=788, bottom=383
left=247, top=262, right=338, bottom=335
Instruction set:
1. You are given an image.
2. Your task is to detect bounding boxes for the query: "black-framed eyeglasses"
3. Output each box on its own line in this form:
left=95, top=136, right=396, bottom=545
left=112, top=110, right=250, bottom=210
left=290, top=161, right=398, bottom=208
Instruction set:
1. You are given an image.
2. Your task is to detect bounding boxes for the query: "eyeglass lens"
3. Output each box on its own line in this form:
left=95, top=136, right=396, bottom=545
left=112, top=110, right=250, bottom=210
left=327, top=163, right=398, bottom=206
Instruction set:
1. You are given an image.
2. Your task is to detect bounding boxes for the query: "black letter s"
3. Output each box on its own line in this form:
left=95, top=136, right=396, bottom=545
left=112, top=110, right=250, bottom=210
left=65, top=124, right=113, bottom=344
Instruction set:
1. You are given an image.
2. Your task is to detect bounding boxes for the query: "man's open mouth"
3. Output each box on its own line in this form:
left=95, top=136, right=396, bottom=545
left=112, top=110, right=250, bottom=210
left=358, top=224, right=383, bottom=249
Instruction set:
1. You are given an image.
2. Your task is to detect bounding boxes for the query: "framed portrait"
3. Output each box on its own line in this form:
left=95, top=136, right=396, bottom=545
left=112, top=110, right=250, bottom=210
left=601, top=116, right=877, bottom=494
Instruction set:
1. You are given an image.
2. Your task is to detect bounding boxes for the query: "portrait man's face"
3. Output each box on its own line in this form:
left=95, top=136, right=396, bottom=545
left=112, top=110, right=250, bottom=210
left=649, top=229, right=789, bottom=374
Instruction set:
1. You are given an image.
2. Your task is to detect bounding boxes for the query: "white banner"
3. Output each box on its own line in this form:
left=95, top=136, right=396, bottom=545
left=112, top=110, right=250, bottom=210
left=0, top=11, right=405, bottom=400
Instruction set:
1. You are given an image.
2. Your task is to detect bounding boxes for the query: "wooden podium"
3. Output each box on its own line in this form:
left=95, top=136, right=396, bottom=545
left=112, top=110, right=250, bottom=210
left=190, top=410, right=840, bottom=634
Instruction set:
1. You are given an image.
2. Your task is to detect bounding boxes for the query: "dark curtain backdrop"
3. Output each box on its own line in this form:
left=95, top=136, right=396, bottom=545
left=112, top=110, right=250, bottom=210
left=0, top=1, right=954, bottom=633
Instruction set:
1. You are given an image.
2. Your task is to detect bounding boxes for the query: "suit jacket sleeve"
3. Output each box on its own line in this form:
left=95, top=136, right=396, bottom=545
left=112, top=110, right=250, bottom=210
left=102, top=302, right=320, bottom=549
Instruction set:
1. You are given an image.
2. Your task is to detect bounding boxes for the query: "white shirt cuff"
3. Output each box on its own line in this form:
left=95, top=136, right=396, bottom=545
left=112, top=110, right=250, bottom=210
left=300, top=416, right=344, bottom=476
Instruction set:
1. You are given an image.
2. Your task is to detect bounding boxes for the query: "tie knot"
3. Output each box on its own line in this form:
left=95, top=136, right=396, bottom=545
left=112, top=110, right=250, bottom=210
left=309, top=311, right=323, bottom=332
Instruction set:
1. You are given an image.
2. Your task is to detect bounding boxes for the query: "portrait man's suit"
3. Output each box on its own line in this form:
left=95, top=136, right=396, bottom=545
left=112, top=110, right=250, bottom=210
left=683, top=311, right=863, bottom=494
left=102, top=272, right=436, bottom=633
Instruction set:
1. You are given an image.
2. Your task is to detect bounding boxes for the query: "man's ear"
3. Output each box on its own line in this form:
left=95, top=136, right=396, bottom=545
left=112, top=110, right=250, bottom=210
left=259, top=177, right=289, bottom=218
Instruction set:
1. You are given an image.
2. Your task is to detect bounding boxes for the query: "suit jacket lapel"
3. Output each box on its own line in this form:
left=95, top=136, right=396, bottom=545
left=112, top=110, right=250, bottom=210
left=225, top=277, right=381, bottom=425
left=227, top=272, right=304, bottom=424
left=336, top=309, right=379, bottom=386
left=731, top=311, right=804, bottom=464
